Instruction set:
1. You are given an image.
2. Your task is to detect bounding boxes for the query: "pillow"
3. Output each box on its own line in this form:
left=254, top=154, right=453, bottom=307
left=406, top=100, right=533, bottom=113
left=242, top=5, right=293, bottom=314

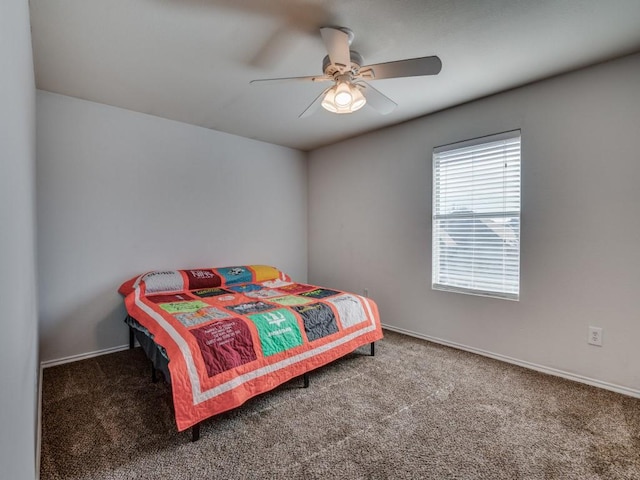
left=118, top=265, right=289, bottom=296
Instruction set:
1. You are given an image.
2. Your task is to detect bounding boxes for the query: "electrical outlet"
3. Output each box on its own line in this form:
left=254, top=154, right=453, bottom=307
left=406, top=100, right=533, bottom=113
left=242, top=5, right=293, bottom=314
left=363, top=288, right=369, bottom=298
left=588, top=326, right=603, bottom=346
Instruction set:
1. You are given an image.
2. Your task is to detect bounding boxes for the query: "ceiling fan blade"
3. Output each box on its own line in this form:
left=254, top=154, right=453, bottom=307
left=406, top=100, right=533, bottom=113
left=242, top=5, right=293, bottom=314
left=299, top=87, right=332, bottom=118
left=362, top=56, right=442, bottom=80
left=360, top=82, right=397, bottom=115
left=250, top=75, right=331, bottom=86
left=320, top=27, right=351, bottom=68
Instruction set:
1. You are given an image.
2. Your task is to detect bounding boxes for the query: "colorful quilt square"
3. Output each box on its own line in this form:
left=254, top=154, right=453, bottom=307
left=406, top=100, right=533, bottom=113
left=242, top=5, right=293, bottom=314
left=229, top=283, right=263, bottom=293
left=159, top=300, right=208, bottom=314
left=217, top=266, right=252, bottom=285
left=192, top=287, right=232, bottom=298
left=250, top=265, right=283, bottom=282
left=185, top=269, right=222, bottom=289
left=174, top=307, right=232, bottom=328
left=269, top=295, right=313, bottom=306
left=216, top=294, right=237, bottom=302
left=244, top=289, right=285, bottom=299
left=147, top=293, right=193, bottom=304
left=248, top=309, right=303, bottom=356
left=277, top=283, right=315, bottom=294
left=225, top=301, right=274, bottom=315
left=190, top=318, right=257, bottom=377
left=299, top=288, right=340, bottom=299
left=326, top=294, right=367, bottom=328
left=263, top=279, right=293, bottom=289
left=292, top=303, right=339, bottom=342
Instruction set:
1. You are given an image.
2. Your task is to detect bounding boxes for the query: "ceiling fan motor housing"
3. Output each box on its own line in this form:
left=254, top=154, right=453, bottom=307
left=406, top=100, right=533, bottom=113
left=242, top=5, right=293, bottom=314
left=323, top=50, right=364, bottom=78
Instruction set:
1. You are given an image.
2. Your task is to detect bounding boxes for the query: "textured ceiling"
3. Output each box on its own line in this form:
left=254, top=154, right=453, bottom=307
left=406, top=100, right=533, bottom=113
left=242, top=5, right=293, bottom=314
left=30, top=0, right=640, bottom=151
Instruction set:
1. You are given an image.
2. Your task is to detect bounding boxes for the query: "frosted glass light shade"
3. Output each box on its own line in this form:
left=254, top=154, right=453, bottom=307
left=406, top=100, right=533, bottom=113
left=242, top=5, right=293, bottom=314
left=334, top=82, right=353, bottom=107
left=321, top=82, right=367, bottom=114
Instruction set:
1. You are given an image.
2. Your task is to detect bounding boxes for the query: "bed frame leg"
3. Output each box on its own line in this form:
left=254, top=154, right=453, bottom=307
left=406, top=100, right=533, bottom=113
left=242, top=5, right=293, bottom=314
left=303, top=373, right=310, bottom=388
left=192, top=423, right=201, bottom=442
left=151, top=364, right=158, bottom=383
left=128, top=323, right=135, bottom=349
left=370, top=342, right=375, bottom=356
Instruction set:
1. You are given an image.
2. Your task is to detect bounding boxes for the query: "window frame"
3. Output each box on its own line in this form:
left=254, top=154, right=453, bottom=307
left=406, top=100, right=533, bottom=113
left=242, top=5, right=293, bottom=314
left=431, top=130, right=522, bottom=301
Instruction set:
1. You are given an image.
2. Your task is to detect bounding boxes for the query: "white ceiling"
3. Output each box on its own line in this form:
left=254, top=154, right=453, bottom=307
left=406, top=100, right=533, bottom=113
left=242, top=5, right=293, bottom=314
left=30, top=0, right=640, bottom=151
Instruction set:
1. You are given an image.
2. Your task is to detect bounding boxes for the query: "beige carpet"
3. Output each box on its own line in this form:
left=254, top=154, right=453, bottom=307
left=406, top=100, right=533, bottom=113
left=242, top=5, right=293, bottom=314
left=40, top=330, right=640, bottom=479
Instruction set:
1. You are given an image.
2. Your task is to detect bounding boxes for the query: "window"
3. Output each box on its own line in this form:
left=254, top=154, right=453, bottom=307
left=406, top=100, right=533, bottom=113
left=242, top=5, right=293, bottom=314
left=432, top=131, right=521, bottom=300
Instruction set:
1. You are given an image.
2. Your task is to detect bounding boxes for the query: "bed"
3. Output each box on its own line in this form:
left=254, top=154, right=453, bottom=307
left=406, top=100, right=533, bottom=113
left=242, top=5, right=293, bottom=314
left=119, top=265, right=383, bottom=441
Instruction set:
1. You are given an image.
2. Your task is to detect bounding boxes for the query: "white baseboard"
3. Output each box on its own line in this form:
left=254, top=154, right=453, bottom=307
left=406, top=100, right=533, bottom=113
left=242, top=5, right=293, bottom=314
left=382, top=323, right=640, bottom=399
left=40, top=344, right=130, bottom=369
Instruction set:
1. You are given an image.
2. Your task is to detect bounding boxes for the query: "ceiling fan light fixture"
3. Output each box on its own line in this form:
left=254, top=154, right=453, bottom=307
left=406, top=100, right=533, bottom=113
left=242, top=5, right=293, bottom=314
left=321, top=87, right=339, bottom=113
left=350, top=86, right=366, bottom=111
left=321, top=82, right=366, bottom=114
left=334, top=82, right=353, bottom=107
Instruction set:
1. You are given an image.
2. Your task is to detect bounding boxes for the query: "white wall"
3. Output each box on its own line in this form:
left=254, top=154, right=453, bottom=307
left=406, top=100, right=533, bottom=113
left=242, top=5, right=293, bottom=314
left=0, top=0, right=39, bottom=478
left=309, top=53, right=640, bottom=393
left=37, top=92, right=308, bottom=363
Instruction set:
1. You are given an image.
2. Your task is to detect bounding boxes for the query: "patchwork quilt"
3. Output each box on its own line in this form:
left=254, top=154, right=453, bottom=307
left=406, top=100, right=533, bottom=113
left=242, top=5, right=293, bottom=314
left=120, top=265, right=383, bottom=431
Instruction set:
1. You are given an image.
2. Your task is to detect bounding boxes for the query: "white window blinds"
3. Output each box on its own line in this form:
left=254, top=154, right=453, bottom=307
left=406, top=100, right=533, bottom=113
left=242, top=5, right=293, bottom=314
left=432, top=131, right=521, bottom=300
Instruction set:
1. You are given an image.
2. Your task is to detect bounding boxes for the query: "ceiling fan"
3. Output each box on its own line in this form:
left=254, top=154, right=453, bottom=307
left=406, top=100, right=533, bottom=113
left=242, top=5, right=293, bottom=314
left=250, top=26, right=442, bottom=118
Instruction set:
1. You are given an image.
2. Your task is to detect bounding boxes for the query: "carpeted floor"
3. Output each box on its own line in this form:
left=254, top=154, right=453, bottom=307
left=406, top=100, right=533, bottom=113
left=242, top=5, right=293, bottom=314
left=40, top=330, right=640, bottom=479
